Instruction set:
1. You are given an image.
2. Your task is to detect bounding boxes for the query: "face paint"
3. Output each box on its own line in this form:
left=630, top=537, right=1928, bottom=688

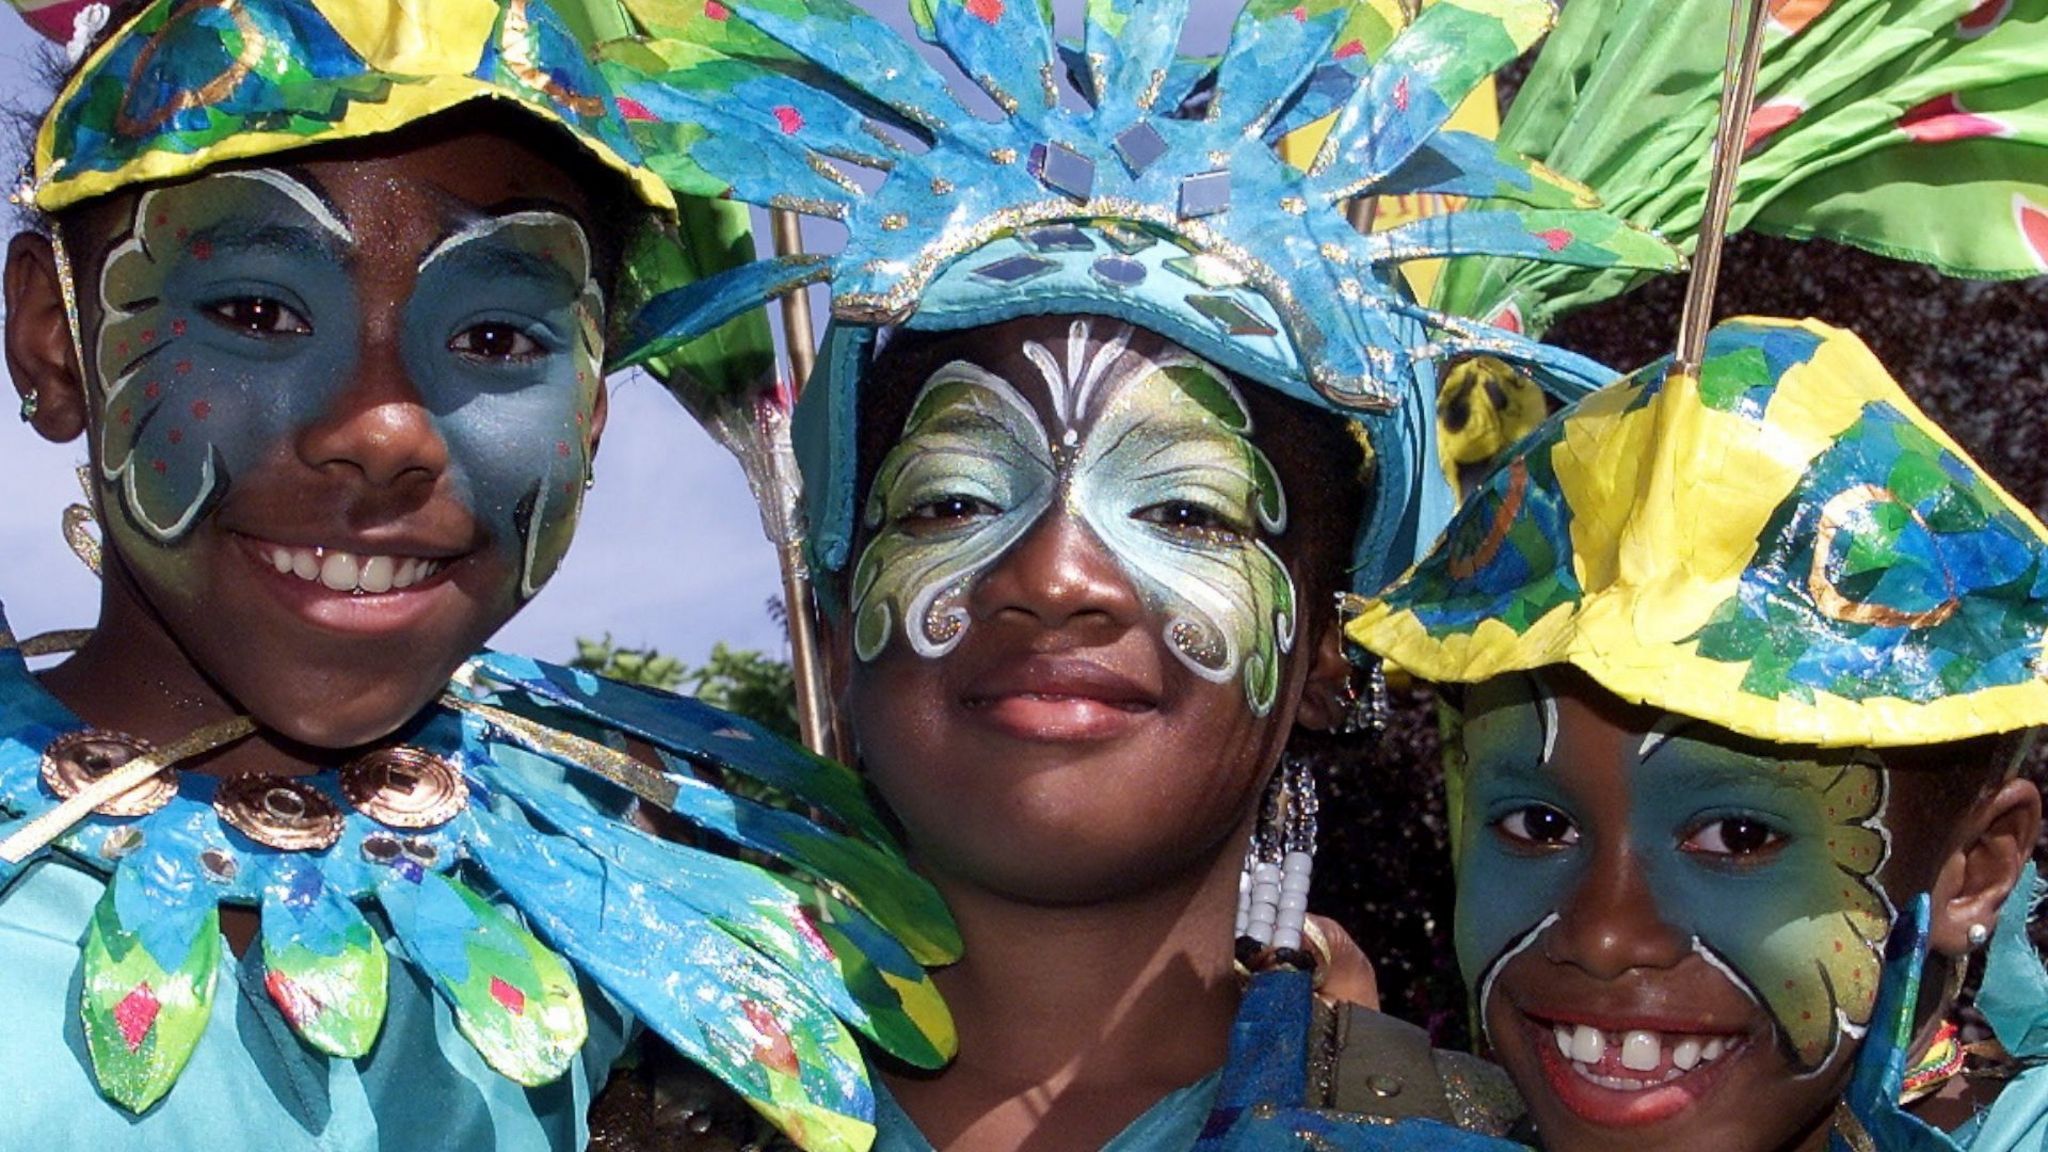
left=92, top=169, right=603, bottom=597
left=1455, top=675, right=1894, bottom=1074
left=852, top=320, right=1296, bottom=714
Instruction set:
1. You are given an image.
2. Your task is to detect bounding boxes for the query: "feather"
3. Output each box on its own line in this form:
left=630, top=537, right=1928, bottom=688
left=79, top=854, right=221, bottom=1112
left=373, top=864, right=587, bottom=1087
left=259, top=861, right=389, bottom=1058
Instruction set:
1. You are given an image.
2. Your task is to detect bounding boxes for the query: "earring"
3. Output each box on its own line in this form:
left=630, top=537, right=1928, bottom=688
left=18, top=389, right=38, bottom=423
left=1967, top=922, right=1991, bottom=950
left=1337, top=655, right=1390, bottom=735
left=1236, top=752, right=1318, bottom=967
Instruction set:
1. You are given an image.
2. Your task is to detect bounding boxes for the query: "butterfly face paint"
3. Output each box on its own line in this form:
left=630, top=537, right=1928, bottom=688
left=1455, top=675, right=1894, bottom=1077
left=852, top=320, right=1296, bottom=714
left=92, top=167, right=603, bottom=597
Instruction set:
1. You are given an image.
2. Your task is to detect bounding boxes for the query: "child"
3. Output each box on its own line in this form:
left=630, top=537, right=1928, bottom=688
left=0, top=1, right=954, bottom=1148
left=1349, top=316, right=2048, bottom=1150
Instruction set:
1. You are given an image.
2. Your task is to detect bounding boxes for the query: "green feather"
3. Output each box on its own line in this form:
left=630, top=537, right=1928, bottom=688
left=79, top=874, right=221, bottom=1112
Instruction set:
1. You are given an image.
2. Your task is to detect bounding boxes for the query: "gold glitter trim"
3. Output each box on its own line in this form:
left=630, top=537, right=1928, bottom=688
left=1139, top=68, right=1167, bottom=112
left=769, top=193, right=848, bottom=222
left=1280, top=197, right=1307, bottom=215
left=829, top=195, right=1402, bottom=412
left=1040, top=61, right=1059, bottom=109
left=1832, top=1103, right=1877, bottom=1152
left=443, top=695, right=679, bottom=810
left=20, top=629, right=91, bottom=657
left=990, top=148, right=1019, bottom=165
left=931, top=178, right=954, bottom=196
left=978, top=74, right=1021, bottom=116
left=881, top=214, right=908, bottom=231
left=1319, top=242, right=1353, bottom=265
left=805, top=154, right=865, bottom=198
left=64, top=502, right=100, bottom=574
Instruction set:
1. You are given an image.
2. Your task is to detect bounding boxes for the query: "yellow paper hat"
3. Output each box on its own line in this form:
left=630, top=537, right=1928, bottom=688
left=1349, top=317, right=2048, bottom=749
left=28, top=0, right=671, bottom=214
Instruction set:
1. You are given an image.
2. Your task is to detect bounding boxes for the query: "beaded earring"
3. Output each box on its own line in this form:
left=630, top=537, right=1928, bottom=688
left=1236, top=753, right=1318, bottom=968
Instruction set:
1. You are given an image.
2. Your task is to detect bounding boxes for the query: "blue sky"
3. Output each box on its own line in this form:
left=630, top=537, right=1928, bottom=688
left=0, top=2, right=1236, bottom=669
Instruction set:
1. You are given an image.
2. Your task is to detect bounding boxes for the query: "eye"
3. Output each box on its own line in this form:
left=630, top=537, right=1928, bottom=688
left=451, top=322, right=544, bottom=362
left=1133, top=500, right=1247, bottom=542
left=1682, top=816, right=1784, bottom=859
left=205, top=296, right=311, bottom=336
left=1494, top=803, right=1580, bottom=848
left=900, top=495, right=999, bottom=532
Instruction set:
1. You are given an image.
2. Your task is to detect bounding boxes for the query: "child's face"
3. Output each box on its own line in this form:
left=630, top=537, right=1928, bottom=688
left=1455, top=672, right=1900, bottom=1152
left=62, top=130, right=605, bottom=746
left=844, top=316, right=1315, bottom=903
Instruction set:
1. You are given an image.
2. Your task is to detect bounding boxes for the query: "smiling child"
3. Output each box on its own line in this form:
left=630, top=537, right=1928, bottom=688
left=0, top=2, right=955, bottom=1149
left=1350, top=317, right=2048, bottom=1151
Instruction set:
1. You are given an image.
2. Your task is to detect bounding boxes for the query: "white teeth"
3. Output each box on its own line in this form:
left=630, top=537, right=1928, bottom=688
left=265, top=544, right=442, bottom=594
left=1553, top=1022, right=1739, bottom=1089
left=1570, top=1024, right=1606, bottom=1064
left=320, top=551, right=360, bottom=591
left=1620, top=1030, right=1661, bottom=1072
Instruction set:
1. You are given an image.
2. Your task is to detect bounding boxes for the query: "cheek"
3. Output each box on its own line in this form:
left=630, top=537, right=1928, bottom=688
left=408, top=349, right=597, bottom=600
left=1455, top=835, right=1575, bottom=1006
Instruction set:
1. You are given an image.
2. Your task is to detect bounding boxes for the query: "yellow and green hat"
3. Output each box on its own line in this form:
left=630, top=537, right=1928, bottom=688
left=1349, top=317, right=2048, bottom=749
left=26, top=0, right=670, bottom=214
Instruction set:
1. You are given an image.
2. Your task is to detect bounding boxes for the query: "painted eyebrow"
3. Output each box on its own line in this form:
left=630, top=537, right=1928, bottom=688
left=182, top=221, right=347, bottom=264
left=415, top=210, right=591, bottom=280
left=1653, top=750, right=1833, bottom=798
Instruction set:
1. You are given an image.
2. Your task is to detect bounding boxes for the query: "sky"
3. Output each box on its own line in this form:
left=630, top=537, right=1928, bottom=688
left=0, top=2, right=1236, bottom=670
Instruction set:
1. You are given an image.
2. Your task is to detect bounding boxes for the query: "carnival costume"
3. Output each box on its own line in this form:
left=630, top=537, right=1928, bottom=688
left=586, top=0, right=2048, bottom=1146
left=2, top=2, right=963, bottom=1149
left=1350, top=318, right=2048, bottom=1150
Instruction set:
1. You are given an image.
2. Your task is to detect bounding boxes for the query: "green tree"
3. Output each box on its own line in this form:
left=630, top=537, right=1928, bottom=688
left=569, top=636, right=798, bottom=741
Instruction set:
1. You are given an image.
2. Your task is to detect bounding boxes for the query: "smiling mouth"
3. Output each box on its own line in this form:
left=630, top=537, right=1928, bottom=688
left=253, top=540, right=453, bottom=595
left=1547, top=1021, right=1742, bottom=1088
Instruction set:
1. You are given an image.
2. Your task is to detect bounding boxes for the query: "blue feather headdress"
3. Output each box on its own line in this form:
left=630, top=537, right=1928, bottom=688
left=610, top=0, right=1682, bottom=593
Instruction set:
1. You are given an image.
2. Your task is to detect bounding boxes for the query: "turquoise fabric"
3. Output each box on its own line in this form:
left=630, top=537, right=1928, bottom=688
left=1, top=852, right=632, bottom=1151
left=870, top=1070, right=1221, bottom=1152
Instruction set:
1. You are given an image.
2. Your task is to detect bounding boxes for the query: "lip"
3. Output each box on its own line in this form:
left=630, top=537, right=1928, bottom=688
left=1521, top=1008, right=1750, bottom=1130
left=233, top=531, right=470, bottom=637
left=960, top=656, right=1160, bottom=742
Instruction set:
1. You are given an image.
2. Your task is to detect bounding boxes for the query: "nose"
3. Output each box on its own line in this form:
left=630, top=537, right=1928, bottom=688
left=1544, top=847, right=1691, bottom=979
left=972, top=506, right=1143, bottom=635
left=296, top=311, right=448, bottom=489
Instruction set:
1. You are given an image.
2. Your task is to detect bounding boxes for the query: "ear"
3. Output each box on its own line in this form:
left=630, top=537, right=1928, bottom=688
left=4, top=231, right=90, bottom=443
left=1291, top=618, right=1354, bottom=733
left=1927, top=777, right=2042, bottom=957
left=586, top=374, right=611, bottom=459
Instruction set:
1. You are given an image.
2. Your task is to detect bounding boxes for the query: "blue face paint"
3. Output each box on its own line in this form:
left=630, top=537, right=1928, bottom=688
left=92, top=169, right=602, bottom=597
left=1454, top=676, right=1893, bottom=1073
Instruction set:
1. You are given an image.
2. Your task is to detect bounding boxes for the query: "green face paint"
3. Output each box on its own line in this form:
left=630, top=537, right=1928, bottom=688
left=1455, top=676, right=1894, bottom=1073
left=852, top=320, right=1297, bottom=714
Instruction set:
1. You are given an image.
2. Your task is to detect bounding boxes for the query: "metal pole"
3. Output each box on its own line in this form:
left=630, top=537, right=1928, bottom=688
left=1674, top=0, right=1771, bottom=377
left=766, top=207, right=836, bottom=758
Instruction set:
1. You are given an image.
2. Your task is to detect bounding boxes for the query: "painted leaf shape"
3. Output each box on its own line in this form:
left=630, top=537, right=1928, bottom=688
left=80, top=866, right=221, bottom=1112
left=463, top=809, right=876, bottom=1152
left=259, top=864, right=389, bottom=1058
left=374, top=865, right=586, bottom=1086
left=490, top=776, right=954, bottom=1067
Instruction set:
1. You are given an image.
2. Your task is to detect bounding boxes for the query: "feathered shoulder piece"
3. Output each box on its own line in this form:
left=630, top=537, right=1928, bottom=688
left=0, top=620, right=958, bottom=1152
